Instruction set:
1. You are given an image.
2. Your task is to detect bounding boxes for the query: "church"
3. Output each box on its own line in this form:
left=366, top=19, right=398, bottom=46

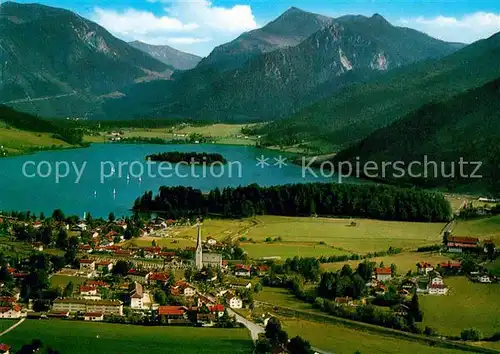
left=195, top=223, right=222, bottom=270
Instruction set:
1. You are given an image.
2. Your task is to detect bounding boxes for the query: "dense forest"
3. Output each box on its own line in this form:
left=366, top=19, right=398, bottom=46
left=146, top=152, right=227, bottom=164
left=133, top=183, right=452, bottom=222
left=332, top=77, right=500, bottom=194
left=0, top=105, right=83, bottom=145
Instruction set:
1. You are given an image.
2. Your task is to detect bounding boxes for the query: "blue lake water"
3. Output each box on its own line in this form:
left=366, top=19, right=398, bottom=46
left=0, top=144, right=357, bottom=217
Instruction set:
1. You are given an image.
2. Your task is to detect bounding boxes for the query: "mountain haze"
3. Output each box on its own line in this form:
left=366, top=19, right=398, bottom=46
left=129, top=41, right=202, bottom=70
left=0, top=1, right=171, bottom=118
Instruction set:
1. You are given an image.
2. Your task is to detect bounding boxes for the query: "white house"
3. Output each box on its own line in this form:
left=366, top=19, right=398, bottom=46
left=79, top=259, right=95, bottom=271
left=84, top=312, right=104, bottom=321
left=226, top=294, right=243, bottom=309
left=416, top=262, right=434, bottom=275
left=234, top=264, right=251, bottom=277
left=0, top=306, right=22, bottom=319
left=206, top=237, right=217, bottom=246
left=430, top=277, right=444, bottom=286
left=428, top=283, right=448, bottom=295
left=375, top=268, right=392, bottom=282
left=479, top=275, right=492, bottom=283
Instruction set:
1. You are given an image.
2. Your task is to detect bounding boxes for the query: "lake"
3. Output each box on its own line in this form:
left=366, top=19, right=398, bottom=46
left=0, top=144, right=355, bottom=217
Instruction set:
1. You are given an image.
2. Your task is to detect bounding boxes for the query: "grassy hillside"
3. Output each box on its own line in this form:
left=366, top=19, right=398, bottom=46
left=0, top=105, right=81, bottom=155
left=260, top=32, right=500, bottom=153
left=332, top=77, right=500, bottom=192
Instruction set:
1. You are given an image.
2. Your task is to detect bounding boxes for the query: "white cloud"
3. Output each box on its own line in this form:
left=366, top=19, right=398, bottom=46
left=397, top=12, right=500, bottom=43
left=91, top=0, right=258, bottom=56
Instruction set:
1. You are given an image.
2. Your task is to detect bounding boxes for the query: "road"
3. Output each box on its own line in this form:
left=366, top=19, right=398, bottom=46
left=1, top=92, right=76, bottom=105
left=228, top=309, right=264, bottom=341
left=0, top=318, right=25, bottom=336
left=228, top=309, right=332, bottom=354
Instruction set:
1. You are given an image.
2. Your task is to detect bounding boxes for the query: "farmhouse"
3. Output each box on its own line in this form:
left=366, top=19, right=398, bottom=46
left=430, top=277, right=444, bottom=286
left=80, top=286, right=100, bottom=300
left=446, top=236, right=479, bottom=253
left=171, top=281, right=196, bottom=297
left=375, top=268, right=392, bottom=282
left=84, top=312, right=104, bottom=321
left=234, top=264, right=251, bottom=277
left=209, top=304, right=225, bottom=318
left=255, top=265, right=269, bottom=277
left=158, top=306, right=190, bottom=325
left=428, top=283, right=448, bottom=295
left=335, top=297, right=354, bottom=306
left=95, top=261, right=113, bottom=273
left=147, top=272, right=170, bottom=286
left=225, top=293, right=243, bottom=309
left=479, top=275, right=492, bottom=283
left=392, top=304, right=410, bottom=316
left=79, top=259, right=95, bottom=271
left=228, top=279, right=252, bottom=290
left=416, top=262, right=434, bottom=275
left=0, top=305, right=22, bottom=319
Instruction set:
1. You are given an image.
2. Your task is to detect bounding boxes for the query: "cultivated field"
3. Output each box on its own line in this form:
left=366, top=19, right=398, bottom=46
left=85, top=124, right=258, bottom=146
left=256, top=287, right=315, bottom=311
left=241, top=216, right=446, bottom=254
left=321, top=251, right=453, bottom=275
left=1, top=320, right=252, bottom=354
left=124, top=216, right=447, bottom=260
left=453, top=215, right=500, bottom=243
left=282, top=319, right=469, bottom=354
left=419, top=277, right=500, bottom=337
left=241, top=242, right=346, bottom=259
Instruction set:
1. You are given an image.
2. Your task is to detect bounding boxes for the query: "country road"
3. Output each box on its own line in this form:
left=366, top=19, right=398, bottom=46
left=227, top=309, right=264, bottom=341
left=0, top=318, right=25, bottom=337
left=1, top=92, right=76, bottom=105
left=228, top=308, right=332, bottom=354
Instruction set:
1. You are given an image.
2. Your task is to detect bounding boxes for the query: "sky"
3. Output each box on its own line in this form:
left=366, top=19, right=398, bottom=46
left=8, top=0, right=500, bottom=56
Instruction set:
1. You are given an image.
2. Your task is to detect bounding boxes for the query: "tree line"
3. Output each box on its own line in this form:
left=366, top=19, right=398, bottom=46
left=146, top=152, right=227, bottom=164
left=133, top=183, right=452, bottom=222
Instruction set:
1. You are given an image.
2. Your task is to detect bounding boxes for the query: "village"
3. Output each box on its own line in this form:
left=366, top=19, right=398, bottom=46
left=0, top=204, right=498, bottom=353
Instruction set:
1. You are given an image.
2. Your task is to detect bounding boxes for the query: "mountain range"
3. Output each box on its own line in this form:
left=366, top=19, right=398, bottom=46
left=0, top=1, right=171, bottom=118
left=196, top=7, right=333, bottom=72
left=260, top=31, right=500, bottom=152
left=129, top=41, right=202, bottom=71
left=103, top=9, right=463, bottom=122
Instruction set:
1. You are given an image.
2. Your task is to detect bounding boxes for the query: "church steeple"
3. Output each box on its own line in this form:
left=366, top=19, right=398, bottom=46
left=195, top=220, right=203, bottom=270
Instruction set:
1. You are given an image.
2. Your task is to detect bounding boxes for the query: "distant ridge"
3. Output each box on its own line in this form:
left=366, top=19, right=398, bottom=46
left=129, top=41, right=202, bottom=71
